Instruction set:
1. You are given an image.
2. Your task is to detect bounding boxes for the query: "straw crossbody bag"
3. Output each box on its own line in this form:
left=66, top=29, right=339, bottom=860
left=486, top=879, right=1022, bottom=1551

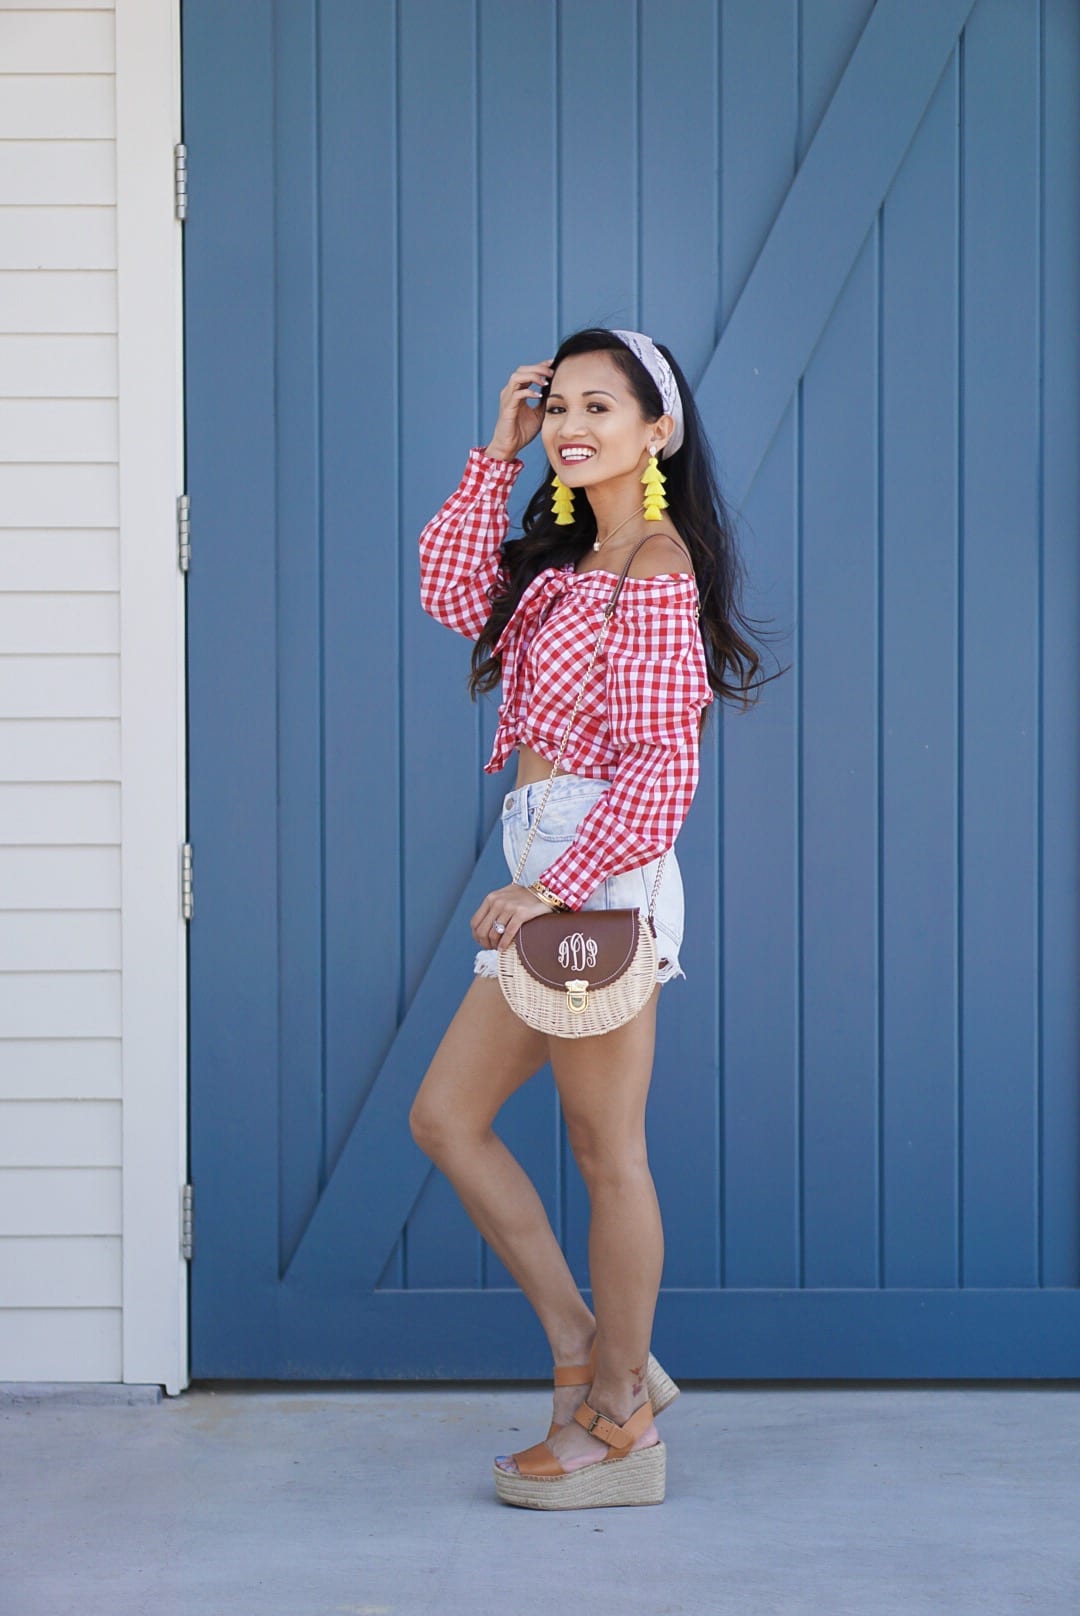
left=498, top=536, right=693, bottom=1038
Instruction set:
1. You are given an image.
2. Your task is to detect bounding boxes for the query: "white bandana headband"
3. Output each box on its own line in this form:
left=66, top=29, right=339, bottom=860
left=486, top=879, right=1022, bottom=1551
left=609, top=328, right=685, bottom=459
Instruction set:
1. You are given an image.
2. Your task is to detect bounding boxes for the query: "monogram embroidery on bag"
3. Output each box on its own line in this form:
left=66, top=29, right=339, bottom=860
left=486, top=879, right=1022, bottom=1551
left=557, top=931, right=599, bottom=972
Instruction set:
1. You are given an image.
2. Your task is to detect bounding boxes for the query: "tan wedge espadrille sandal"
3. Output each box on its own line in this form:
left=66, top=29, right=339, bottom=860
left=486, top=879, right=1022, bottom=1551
left=546, top=1344, right=680, bottom=1439
left=494, top=1396, right=665, bottom=1511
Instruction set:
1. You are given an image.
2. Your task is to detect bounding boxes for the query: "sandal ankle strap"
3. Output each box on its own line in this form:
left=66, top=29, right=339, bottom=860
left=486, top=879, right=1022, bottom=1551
left=572, top=1396, right=655, bottom=1454
left=552, top=1337, right=597, bottom=1388
left=552, top=1361, right=592, bottom=1387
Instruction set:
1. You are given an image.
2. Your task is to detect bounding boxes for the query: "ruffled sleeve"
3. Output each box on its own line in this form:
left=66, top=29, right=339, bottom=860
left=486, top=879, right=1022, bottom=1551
left=535, top=594, right=713, bottom=911
left=417, top=445, right=524, bottom=640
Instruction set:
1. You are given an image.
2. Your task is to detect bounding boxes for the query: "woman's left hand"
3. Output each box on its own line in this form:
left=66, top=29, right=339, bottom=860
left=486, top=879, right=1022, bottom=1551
left=471, top=883, right=555, bottom=950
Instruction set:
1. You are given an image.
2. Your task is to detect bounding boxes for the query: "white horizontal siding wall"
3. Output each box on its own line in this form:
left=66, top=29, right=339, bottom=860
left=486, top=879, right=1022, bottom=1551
left=0, top=0, right=186, bottom=1391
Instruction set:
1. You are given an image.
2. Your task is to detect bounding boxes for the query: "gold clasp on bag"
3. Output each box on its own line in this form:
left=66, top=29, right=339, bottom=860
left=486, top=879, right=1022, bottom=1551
left=565, top=979, right=590, bottom=1013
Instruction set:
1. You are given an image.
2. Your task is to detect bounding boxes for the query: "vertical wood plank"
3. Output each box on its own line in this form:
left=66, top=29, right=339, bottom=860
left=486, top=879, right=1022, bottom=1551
left=274, top=0, right=329, bottom=1275
left=557, top=0, right=637, bottom=333
left=396, top=0, right=486, bottom=1286
left=880, top=60, right=961, bottom=1286
left=318, top=0, right=405, bottom=1282
left=719, top=2, right=800, bottom=1288
left=1037, top=0, right=1080, bottom=1288
left=960, top=0, right=1041, bottom=1285
left=800, top=226, right=879, bottom=1286
left=185, top=0, right=283, bottom=1370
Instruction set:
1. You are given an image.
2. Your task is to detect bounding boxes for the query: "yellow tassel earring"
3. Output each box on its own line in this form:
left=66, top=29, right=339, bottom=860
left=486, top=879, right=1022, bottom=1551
left=641, top=444, right=668, bottom=521
left=551, top=472, right=576, bottom=525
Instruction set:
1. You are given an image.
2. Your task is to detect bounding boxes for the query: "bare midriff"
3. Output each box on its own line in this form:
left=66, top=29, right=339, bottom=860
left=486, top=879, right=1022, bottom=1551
left=513, top=742, right=570, bottom=789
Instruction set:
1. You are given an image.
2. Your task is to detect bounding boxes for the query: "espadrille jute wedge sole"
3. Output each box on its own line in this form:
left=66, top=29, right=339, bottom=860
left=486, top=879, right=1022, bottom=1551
left=494, top=1438, right=666, bottom=1510
left=494, top=1396, right=665, bottom=1511
left=644, top=1352, right=680, bottom=1416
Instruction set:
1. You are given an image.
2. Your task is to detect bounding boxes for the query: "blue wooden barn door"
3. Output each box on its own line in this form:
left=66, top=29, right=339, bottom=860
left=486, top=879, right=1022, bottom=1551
left=183, top=0, right=1080, bottom=1377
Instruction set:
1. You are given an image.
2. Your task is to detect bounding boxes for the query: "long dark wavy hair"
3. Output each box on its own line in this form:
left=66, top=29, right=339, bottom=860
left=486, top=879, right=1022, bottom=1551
left=468, top=327, right=786, bottom=727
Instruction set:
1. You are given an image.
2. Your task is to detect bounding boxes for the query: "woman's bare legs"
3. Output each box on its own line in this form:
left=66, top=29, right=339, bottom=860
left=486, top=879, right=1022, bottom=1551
left=495, top=983, right=665, bottom=1473
left=409, top=975, right=597, bottom=1424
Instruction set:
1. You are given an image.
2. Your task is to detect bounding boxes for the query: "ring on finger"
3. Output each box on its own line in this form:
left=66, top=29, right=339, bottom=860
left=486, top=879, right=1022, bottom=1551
left=492, top=919, right=507, bottom=935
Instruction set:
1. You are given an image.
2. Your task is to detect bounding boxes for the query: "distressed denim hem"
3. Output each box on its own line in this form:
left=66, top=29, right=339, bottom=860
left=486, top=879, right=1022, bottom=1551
left=656, top=953, right=687, bottom=985
left=474, top=947, right=501, bottom=978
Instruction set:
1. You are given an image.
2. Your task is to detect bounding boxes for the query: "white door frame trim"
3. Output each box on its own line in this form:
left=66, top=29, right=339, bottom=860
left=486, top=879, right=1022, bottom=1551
left=115, top=0, right=188, bottom=1396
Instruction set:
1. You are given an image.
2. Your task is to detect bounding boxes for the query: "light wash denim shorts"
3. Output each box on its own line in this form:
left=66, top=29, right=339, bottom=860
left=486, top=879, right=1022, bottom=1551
left=473, top=772, right=687, bottom=987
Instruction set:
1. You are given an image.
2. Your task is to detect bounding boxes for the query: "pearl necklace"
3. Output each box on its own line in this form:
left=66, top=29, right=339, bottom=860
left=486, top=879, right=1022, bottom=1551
left=593, top=503, right=646, bottom=553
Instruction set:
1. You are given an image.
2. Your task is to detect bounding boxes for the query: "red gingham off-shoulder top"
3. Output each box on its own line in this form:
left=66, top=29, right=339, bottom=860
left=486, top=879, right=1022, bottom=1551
left=418, top=445, right=713, bottom=911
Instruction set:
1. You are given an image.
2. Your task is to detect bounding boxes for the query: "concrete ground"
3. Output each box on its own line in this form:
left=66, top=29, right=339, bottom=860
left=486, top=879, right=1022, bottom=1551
left=1, top=1381, right=1077, bottom=1616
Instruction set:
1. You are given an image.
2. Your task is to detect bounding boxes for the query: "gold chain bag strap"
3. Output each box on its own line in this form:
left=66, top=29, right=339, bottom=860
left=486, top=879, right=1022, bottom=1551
left=497, top=537, right=693, bottom=1038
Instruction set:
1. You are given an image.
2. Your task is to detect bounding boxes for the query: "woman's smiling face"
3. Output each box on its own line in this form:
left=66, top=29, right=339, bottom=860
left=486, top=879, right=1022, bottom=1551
left=541, top=351, right=669, bottom=485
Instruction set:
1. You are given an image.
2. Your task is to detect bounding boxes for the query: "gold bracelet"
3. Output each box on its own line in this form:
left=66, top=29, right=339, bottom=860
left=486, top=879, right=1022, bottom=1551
left=529, top=880, right=570, bottom=913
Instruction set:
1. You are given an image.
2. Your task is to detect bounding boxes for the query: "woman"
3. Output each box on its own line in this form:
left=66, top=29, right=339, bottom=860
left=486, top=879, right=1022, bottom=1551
left=410, top=328, right=764, bottom=1509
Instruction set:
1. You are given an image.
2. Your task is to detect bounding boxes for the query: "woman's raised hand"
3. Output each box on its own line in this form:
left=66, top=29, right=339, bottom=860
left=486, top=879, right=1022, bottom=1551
left=484, top=361, right=555, bottom=461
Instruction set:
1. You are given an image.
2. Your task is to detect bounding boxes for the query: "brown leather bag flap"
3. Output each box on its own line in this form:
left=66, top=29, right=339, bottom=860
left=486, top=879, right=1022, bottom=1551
left=513, top=909, right=641, bottom=990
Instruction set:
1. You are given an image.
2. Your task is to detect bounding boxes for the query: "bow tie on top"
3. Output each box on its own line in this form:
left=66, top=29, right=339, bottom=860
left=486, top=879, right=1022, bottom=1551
left=493, top=565, right=580, bottom=654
